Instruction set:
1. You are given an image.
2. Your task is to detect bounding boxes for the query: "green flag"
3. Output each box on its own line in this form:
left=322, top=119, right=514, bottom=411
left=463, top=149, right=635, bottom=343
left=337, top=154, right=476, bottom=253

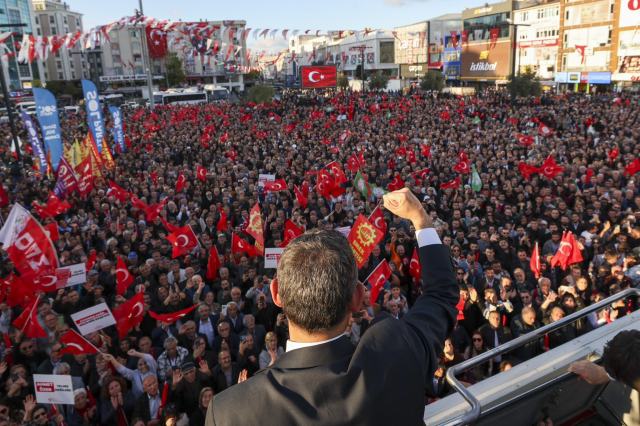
left=471, top=165, right=482, bottom=192
left=387, top=111, right=391, bottom=119
left=371, top=185, right=388, bottom=198
left=472, top=116, right=481, bottom=125
left=77, top=122, right=85, bottom=128
left=354, top=170, right=371, bottom=198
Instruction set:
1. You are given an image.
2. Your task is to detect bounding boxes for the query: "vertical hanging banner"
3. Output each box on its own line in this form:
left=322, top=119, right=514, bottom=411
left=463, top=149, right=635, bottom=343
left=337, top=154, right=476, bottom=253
left=33, top=88, right=63, bottom=172
left=81, top=79, right=105, bottom=153
left=108, top=106, right=125, bottom=152
left=20, top=111, right=47, bottom=174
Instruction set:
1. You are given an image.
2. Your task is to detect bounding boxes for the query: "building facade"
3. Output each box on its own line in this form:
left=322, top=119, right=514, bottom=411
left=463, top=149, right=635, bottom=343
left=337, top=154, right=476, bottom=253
left=339, top=30, right=397, bottom=78
left=612, top=0, right=640, bottom=91
left=443, top=33, right=462, bottom=84
left=513, top=0, right=560, bottom=81
left=32, top=0, right=86, bottom=85
left=0, top=0, right=43, bottom=91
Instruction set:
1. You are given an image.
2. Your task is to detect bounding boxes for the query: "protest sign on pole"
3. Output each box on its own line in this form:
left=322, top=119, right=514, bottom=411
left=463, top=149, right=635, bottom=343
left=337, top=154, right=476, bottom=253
left=264, top=248, right=284, bottom=269
left=71, top=303, right=116, bottom=335
left=33, top=375, right=74, bottom=404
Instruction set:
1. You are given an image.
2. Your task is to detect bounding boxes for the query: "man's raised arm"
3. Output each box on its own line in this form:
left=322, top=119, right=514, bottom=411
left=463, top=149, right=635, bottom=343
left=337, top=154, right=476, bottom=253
left=382, top=189, right=460, bottom=382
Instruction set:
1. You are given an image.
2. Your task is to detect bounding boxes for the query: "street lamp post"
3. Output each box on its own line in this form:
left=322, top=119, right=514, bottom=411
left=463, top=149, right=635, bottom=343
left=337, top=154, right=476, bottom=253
left=136, top=0, right=155, bottom=109
left=508, top=21, right=530, bottom=110
left=351, top=45, right=371, bottom=91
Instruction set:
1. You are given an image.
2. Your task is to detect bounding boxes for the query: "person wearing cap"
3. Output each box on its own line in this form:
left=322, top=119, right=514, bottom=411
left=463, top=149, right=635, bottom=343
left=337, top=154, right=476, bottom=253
left=171, top=361, right=215, bottom=416
left=168, top=260, right=186, bottom=285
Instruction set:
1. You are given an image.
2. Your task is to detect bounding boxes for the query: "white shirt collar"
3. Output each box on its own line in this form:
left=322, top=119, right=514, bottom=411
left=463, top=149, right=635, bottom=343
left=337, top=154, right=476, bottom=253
left=286, top=333, right=345, bottom=353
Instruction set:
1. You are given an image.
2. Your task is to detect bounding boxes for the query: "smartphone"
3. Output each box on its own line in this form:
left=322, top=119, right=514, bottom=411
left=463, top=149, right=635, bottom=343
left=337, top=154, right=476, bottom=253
left=222, top=306, right=228, bottom=316
left=195, top=341, right=202, bottom=348
left=10, top=374, right=19, bottom=383
left=615, top=225, right=621, bottom=232
left=559, top=285, right=570, bottom=293
left=240, top=335, right=246, bottom=342
left=352, top=312, right=364, bottom=319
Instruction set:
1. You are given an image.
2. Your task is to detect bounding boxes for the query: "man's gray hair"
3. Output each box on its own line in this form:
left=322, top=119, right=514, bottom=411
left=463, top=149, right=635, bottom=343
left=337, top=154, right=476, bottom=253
left=277, top=228, right=357, bottom=333
left=164, top=336, right=178, bottom=349
left=243, top=314, right=254, bottom=326
left=538, top=277, right=551, bottom=287
left=53, top=362, right=70, bottom=375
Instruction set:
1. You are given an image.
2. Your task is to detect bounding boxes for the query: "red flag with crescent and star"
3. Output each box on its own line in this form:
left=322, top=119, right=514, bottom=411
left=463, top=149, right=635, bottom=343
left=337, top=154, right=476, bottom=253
left=148, top=304, right=199, bottom=324
left=166, top=225, right=199, bottom=258
left=539, top=156, right=564, bottom=179
left=116, top=257, right=133, bottom=295
left=59, top=329, right=99, bottom=355
left=530, top=242, right=541, bottom=279
left=301, top=66, right=337, bottom=88
left=196, top=165, right=207, bottom=181
left=175, top=171, right=187, bottom=192
left=453, top=150, right=470, bottom=174
left=282, top=220, right=304, bottom=248
left=368, top=205, right=386, bottom=236
left=440, top=177, right=461, bottom=189
left=367, top=260, right=392, bottom=306
left=263, top=179, right=287, bottom=192
left=231, top=233, right=258, bottom=257
left=12, top=296, right=47, bottom=338
left=112, top=291, right=144, bottom=338
left=388, top=176, right=405, bottom=191
left=516, top=134, right=534, bottom=146
left=409, top=249, right=421, bottom=280
left=206, top=245, right=221, bottom=280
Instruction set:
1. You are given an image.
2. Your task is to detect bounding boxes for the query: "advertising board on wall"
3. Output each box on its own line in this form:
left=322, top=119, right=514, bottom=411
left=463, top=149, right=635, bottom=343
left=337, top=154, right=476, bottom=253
left=461, top=41, right=511, bottom=80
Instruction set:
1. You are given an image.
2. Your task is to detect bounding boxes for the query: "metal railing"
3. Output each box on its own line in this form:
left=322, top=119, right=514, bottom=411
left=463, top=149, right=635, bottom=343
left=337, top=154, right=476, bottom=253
left=441, top=287, right=640, bottom=426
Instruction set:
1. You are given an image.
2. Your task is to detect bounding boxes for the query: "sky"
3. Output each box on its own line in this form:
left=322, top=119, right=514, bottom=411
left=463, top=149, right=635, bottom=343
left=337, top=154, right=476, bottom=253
left=78, top=0, right=489, bottom=55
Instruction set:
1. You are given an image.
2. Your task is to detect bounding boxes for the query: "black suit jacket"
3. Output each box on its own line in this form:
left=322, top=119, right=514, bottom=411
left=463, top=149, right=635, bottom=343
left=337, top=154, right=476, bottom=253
left=207, top=244, right=458, bottom=425
left=479, top=323, right=512, bottom=353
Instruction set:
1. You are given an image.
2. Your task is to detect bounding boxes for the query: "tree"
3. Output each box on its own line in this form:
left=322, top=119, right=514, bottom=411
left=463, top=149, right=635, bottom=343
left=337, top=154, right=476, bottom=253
left=245, top=70, right=261, bottom=81
left=164, top=51, right=185, bottom=88
left=63, top=81, right=77, bottom=96
left=420, top=71, right=445, bottom=92
left=32, top=79, right=42, bottom=88
left=354, top=65, right=363, bottom=80
left=246, top=84, right=274, bottom=104
left=511, top=67, right=542, bottom=98
left=46, top=81, right=65, bottom=96
left=368, top=73, right=390, bottom=91
left=337, top=73, right=349, bottom=91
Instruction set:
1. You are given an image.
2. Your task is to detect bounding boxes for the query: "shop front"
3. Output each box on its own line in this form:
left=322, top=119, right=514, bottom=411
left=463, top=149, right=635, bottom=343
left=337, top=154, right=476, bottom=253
left=554, top=71, right=611, bottom=93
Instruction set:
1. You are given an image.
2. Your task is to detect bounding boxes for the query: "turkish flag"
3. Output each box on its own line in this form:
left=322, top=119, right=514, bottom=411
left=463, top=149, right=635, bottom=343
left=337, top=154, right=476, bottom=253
left=160, top=217, right=180, bottom=234
left=415, top=168, right=430, bottom=181
left=317, top=168, right=336, bottom=197
left=440, top=177, right=461, bottom=189
left=567, top=232, right=584, bottom=267
left=519, top=162, right=539, bottom=180
left=196, top=165, right=207, bottom=181
left=282, top=219, right=304, bottom=248
left=453, top=150, right=470, bottom=174
left=608, top=148, right=619, bottom=160
left=12, top=297, right=46, bottom=338
left=440, top=112, right=451, bottom=120
left=330, top=146, right=340, bottom=153
left=145, top=26, right=167, bottom=59
left=217, top=208, right=227, bottom=232
left=33, top=202, right=56, bottom=220
left=584, top=168, right=594, bottom=184
left=43, top=222, right=59, bottom=242
left=538, top=123, right=553, bottom=136
left=530, top=242, right=541, bottom=279
left=206, top=245, right=221, bottom=280
left=86, top=251, right=97, bottom=273
left=284, top=124, right=295, bottom=133
left=551, top=232, right=572, bottom=269
left=109, top=181, right=129, bottom=204
left=358, top=151, right=365, bottom=167
left=367, top=260, right=392, bottom=306
left=397, top=134, right=408, bottom=143
left=130, top=191, right=148, bottom=211
left=302, top=124, right=313, bottom=131
left=47, top=191, right=71, bottom=215
left=328, top=161, right=347, bottom=185
left=20, top=266, right=70, bottom=293
left=59, top=329, right=99, bottom=355
left=409, top=249, right=421, bottom=281
left=321, top=137, right=331, bottom=145
left=489, top=28, right=499, bottom=49
left=388, top=176, right=405, bottom=191
left=301, top=66, right=337, bottom=89
left=368, top=205, right=386, bottom=236
left=347, top=153, right=360, bottom=172
left=220, top=131, right=229, bottom=143
left=348, top=214, right=382, bottom=268
left=263, top=179, right=287, bottom=192
left=421, top=144, right=431, bottom=158
left=539, top=156, right=564, bottom=179
left=394, top=146, right=407, bottom=156
left=232, top=233, right=257, bottom=257
left=167, top=225, right=199, bottom=258
left=0, top=185, right=8, bottom=207
left=148, top=304, right=199, bottom=324
left=407, top=150, right=417, bottom=164
left=516, top=134, right=534, bottom=146
left=364, top=115, right=371, bottom=124
left=175, top=171, right=187, bottom=192
left=113, top=291, right=144, bottom=338
left=145, top=198, right=167, bottom=222
left=116, top=256, right=133, bottom=295
left=76, top=155, right=94, bottom=199
left=241, top=114, right=252, bottom=123
left=625, top=158, right=640, bottom=176
left=293, top=185, right=308, bottom=209
left=389, top=158, right=396, bottom=169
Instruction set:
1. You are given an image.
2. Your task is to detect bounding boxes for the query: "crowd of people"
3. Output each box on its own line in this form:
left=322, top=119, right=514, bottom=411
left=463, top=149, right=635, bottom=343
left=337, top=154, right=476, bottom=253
left=0, top=85, right=638, bottom=424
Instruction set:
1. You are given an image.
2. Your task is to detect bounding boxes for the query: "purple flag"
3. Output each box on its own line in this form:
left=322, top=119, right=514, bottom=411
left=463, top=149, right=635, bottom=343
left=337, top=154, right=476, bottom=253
left=21, top=111, right=47, bottom=174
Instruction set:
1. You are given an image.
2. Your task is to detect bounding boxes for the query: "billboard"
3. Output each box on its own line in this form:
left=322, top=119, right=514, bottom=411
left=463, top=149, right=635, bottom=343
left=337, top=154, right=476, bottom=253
left=619, top=0, right=640, bottom=28
left=461, top=41, right=511, bottom=80
left=300, top=66, right=337, bottom=89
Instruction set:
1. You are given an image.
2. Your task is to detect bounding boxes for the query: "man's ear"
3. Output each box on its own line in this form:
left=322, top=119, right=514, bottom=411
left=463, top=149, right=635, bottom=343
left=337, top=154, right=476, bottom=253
left=349, top=281, right=366, bottom=314
left=270, top=278, right=282, bottom=308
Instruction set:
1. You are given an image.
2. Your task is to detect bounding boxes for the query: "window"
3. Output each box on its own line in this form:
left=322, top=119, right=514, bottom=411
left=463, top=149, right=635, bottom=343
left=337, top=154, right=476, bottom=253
left=8, top=8, right=22, bottom=33
left=115, top=67, right=123, bottom=75
left=83, top=71, right=87, bottom=78
left=519, top=31, right=528, bottom=40
left=18, top=64, right=30, bottom=77
left=111, top=43, right=119, bottom=51
left=70, top=60, right=75, bottom=68
left=566, top=10, right=570, bottom=20
left=51, top=27, right=57, bottom=35
left=56, top=61, right=62, bottom=69
left=132, top=42, right=141, bottom=50
left=44, top=72, right=48, bottom=80
left=76, top=19, right=80, bottom=28
left=49, top=15, right=54, bottom=24
left=36, top=28, right=40, bottom=36
left=563, top=33, right=568, bottom=48
left=55, top=51, right=60, bottom=58
left=71, top=71, right=75, bottom=79
left=463, top=12, right=512, bottom=40
left=379, top=41, right=394, bottom=63
left=520, top=11, right=528, bottom=21
left=561, top=53, right=567, bottom=71
left=58, top=72, right=63, bottom=80
left=34, top=17, right=38, bottom=24
left=63, top=16, right=67, bottom=24
left=82, top=61, right=86, bottom=69
left=64, top=27, right=68, bottom=34
left=130, top=29, right=139, bottom=38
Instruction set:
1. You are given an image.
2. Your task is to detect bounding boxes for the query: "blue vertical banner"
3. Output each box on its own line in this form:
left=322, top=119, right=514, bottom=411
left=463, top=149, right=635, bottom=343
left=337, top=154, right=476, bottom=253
left=20, top=111, right=47, bottom=174
left=81, top=79, right=105, bottom=153
left=33, top=88, right=63, bottom=172
left=108, top=106, right=125, bottom=153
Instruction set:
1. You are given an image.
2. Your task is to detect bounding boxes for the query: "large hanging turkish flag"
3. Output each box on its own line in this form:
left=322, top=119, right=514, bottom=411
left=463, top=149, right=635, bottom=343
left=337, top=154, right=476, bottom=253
left=301, top=66, right=337, bottom=89
left=146, top=26, right=167, bottom=59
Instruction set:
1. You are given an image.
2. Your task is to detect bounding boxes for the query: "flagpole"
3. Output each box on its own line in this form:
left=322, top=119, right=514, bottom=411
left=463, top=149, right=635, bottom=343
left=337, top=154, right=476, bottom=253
left=22, top=296, right=40, bottom=332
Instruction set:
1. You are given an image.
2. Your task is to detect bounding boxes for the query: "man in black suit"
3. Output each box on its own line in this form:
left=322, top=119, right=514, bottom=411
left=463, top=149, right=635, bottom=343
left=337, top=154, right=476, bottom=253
left=510, top=307, right=543, bottom=362
left=480, top=311, right=512, bottom=366
left=206, top=188, right=458, bottom=425
left=131, top=376, right=163, bottom=425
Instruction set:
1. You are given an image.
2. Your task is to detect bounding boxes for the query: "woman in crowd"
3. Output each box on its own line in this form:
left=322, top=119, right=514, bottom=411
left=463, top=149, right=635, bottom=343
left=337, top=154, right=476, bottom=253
left=189, top=387, right=213, bottom=426
left=463, top=332, right=493, bottom=382
left=259, top=332, right=285, bottom=369
left=100, top=377, right=135, bottom=426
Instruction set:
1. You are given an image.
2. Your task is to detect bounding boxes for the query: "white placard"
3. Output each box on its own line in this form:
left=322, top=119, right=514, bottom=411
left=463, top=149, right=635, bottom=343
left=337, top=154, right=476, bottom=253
left=335, top=226, right=352, bottom=238
left=71, top=303, right=116, bottom=335
left=258, top=174, right=275, bottom=187
left=34, top=375, right=74, bottom=404
left=265, top=248, right=284, bottom=269
left=59, top=263, right=87, bottom=286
